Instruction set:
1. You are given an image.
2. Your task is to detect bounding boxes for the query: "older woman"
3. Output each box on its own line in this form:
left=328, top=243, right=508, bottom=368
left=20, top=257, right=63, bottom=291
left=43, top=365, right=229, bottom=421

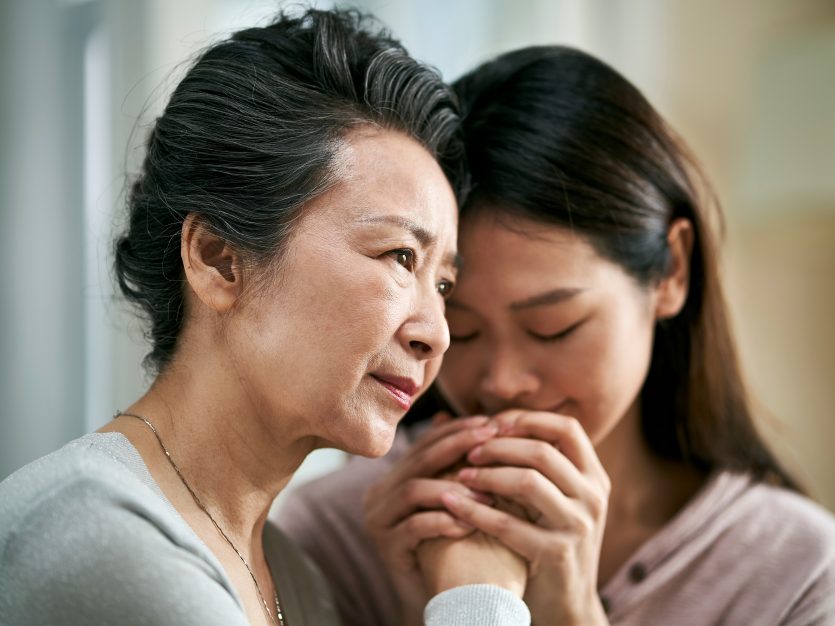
left=278, top=45, right=835, bottom=626
left=0, top=10, right=529, bottom=626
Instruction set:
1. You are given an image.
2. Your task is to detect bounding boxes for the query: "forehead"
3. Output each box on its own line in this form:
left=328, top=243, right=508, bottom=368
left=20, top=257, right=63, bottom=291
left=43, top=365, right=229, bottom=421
left=298, top=128, right=458, bottom=240
left=458, top=213, right=602, bottom=282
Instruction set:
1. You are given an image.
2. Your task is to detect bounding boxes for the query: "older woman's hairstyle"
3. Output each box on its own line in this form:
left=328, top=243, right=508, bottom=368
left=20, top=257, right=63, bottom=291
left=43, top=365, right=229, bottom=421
left=115, top=8, right=463, bottom=373
left=452, top=46, right=800, bottom=490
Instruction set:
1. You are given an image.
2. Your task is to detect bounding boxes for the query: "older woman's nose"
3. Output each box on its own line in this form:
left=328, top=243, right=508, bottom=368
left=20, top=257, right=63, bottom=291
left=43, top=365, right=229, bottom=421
left=400, top=288, right=450, bottom=360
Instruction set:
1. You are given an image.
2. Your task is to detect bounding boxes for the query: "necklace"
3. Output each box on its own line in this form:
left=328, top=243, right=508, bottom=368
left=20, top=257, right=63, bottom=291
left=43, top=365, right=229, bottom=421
left=114, top=411, right=286, bottom=626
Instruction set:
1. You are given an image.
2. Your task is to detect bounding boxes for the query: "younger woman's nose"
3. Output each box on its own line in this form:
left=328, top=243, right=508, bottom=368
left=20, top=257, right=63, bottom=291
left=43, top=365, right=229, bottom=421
left=478, top=346, right=539, bottom=406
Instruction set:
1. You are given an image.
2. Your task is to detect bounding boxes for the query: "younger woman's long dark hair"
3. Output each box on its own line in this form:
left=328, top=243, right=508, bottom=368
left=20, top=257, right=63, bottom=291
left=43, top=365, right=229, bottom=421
left=450, top=46, right=801, bottom=490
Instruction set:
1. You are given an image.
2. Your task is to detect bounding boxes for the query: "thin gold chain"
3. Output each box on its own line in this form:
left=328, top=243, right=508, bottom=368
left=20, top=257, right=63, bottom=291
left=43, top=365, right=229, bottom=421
left=115, top=411, right=287, bottom=626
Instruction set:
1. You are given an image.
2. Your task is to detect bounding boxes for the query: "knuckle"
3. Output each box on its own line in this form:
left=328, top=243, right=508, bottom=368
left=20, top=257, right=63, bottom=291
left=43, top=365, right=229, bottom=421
left=517, top=470, right=540, bottom=496
left=544, top=538, right=570, bottom=563
left=586, top=496, right=602, bottom=518
left=401, top=479, right=423, bottom=504
left=362, top=490, right=382, bottom=515
left=492, top=511, right=513, bottom=538
left=565, top=416, right=584, bottom=437
left=574, top=514, right=594, bottom=535
left=402, top=514, right=424, bottom=535
left=587, top=490, right=609, bottom=517
left=530, top=442, right=553, bottom=467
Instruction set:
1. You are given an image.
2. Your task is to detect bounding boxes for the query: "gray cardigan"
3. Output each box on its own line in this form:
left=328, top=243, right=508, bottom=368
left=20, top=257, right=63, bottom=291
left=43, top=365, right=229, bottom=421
left=0, top=433, right=529, bottom=626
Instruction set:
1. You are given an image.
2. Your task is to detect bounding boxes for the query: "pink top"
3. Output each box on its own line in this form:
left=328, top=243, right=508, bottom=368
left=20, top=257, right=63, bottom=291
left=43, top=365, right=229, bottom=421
left=275, top=429, right=835, bottom=625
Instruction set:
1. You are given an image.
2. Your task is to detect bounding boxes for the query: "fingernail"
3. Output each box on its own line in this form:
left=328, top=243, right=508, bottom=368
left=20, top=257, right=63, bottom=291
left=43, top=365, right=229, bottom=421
left=442, top=491, right=462, bottom=506
left=498, top=422, right=514, bottom=435
left=458, top=468, right=477, bottom=481
left=455, top=519, right=473, bottom=529
left=474, top=425, right=498, bottom=440
left=467, top=445, right=483, bottom=462
left=463, top=416, right=489, bottom=427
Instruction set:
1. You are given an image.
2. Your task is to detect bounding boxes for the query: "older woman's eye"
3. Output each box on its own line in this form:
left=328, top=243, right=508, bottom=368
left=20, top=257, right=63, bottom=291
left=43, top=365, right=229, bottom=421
left=390, top=249, right=415, bottom=271
left=437, top=279, right=455, bottom=299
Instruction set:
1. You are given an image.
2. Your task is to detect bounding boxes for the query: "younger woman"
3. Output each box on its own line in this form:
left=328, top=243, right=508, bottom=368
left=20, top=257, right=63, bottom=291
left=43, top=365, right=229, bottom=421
left=279, top=46, right=835, bottom=625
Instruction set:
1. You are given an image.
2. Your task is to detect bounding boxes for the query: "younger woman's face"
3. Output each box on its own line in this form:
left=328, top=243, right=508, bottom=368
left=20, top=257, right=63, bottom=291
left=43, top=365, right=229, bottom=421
left=437, top=212, right=660, bottom=445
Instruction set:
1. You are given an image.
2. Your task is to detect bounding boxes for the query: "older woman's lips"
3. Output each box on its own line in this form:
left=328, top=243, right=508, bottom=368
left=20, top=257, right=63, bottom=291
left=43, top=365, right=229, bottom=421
left=370, top=374, right=419, bottom=410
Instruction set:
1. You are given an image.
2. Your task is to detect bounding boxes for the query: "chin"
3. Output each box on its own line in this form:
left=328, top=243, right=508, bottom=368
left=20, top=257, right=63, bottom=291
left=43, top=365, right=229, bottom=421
left=364, top=417, right=401, bottom=457
left=357, top=435, right=397, bottom=458
left=333, top=413, right=399, bottom=458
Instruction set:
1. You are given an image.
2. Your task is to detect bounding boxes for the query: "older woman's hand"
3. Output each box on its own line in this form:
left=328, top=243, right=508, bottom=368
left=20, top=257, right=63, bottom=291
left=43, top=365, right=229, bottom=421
left=416, top=512, right=528, bottom=601
left=439, top=410, right=612, bottom=626
left=416, top=532, right=527, bottom=600
left=364, top=414, right=499, bottom=626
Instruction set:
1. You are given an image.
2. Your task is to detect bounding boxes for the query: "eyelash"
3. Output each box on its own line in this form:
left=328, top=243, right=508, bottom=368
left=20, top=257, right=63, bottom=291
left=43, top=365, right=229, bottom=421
left=528, top=320, right=584, bottom=342
left=449, top=331, right=478, bottom=343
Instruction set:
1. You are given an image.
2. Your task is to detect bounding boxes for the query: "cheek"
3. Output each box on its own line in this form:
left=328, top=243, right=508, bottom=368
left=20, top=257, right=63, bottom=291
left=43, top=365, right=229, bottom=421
left=293, top=256, right=402, bottom=341
left=237, top=260, right=405, bottom=396
left=570, top=309, right=656, bottom=424
left=436, top=345, right=482, bottom=403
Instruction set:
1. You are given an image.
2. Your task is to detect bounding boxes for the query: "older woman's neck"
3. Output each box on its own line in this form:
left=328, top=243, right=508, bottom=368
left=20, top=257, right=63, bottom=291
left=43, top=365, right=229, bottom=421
left=104, top=354, right=317, bottom=543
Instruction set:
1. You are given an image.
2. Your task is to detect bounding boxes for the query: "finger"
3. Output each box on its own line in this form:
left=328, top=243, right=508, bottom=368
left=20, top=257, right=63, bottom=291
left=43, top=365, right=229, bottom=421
left=411, top=415, right=490, bottom=453
left=388, top=510, right=475, bottom=554
left=467, top=437, right=586, bottom=499
left=493, top=410, right=607, bottom=482
left=365, top=478, right=493, bottom=529
left=431, top=411, right=454, bottom=427
left=372, top=509, right=475, bottom=573
left=440, top=491, right=548, bottom=564
left=376, top=422, right=499, bottom=492
left=456, top=466, right=582, bottom=528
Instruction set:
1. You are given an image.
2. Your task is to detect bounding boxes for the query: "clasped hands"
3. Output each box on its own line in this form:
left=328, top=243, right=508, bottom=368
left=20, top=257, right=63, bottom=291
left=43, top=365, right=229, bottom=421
left=364, top=411, right=611, bottom=626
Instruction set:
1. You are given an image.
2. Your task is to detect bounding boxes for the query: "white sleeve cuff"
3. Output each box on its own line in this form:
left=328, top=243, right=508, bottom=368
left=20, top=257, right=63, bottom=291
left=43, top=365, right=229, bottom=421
left=424, top=584, right=531, bottom=626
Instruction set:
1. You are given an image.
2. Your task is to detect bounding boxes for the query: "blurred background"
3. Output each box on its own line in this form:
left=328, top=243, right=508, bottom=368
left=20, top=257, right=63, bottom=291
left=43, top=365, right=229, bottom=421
left=1, top=0, right=833, bottom=510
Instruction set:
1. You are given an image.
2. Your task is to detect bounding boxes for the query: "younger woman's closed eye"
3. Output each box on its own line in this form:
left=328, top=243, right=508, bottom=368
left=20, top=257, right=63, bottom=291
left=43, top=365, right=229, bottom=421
left=527, top=318, right=586, bottom=342
left=449, top=328, right=479, bottom=342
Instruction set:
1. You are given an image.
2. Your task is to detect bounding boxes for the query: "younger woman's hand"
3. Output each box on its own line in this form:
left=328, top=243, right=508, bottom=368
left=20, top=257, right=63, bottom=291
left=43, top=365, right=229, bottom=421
left=363, top=414, right=499, bottom=625
left=439, top=410, right=612, bottom=626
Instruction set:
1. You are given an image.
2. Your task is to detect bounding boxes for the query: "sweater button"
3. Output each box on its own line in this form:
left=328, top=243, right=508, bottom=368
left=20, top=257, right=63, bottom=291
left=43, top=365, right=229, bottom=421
left=628, top=562, right=648, bottom=583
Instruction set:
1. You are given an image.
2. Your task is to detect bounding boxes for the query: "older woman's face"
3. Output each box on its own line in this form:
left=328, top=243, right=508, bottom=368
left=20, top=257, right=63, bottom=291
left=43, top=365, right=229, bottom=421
left=232, top=129, right=458, bottom=457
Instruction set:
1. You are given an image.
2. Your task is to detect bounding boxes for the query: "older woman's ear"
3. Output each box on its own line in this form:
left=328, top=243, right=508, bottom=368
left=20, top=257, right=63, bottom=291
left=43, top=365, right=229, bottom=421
left=181, top=213, right=243, bottom=314
left=654, top=218, right=694, bottom=321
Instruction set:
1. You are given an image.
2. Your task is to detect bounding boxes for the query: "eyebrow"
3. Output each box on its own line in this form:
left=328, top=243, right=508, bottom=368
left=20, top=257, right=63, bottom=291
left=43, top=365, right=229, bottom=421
left=446, top=287, right=584, bottom=312
left=358, top=214, right=433, bottom=246
left=358, top=214, right=462, bottom=271
left=509, top=287, right=585, bottom=310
